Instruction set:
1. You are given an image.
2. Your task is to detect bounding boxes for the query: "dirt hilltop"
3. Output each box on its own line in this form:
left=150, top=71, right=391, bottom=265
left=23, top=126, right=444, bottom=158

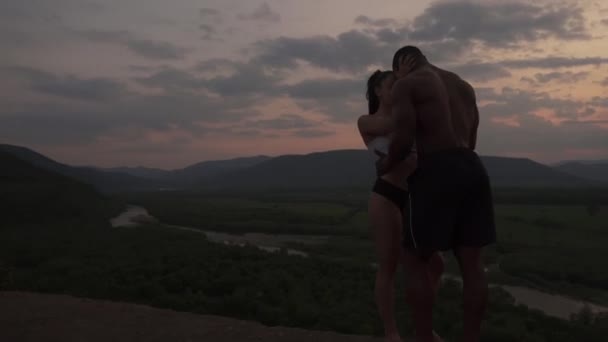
left=0, top=291, right=384, bottom=342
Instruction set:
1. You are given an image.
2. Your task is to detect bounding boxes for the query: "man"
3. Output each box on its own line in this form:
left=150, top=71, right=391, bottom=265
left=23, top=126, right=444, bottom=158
left=376, top=46, right=496, bottom=342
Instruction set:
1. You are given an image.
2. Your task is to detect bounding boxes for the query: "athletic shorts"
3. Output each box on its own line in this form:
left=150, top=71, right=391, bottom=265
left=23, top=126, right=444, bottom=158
left=403, top=148, right=496, bottom=259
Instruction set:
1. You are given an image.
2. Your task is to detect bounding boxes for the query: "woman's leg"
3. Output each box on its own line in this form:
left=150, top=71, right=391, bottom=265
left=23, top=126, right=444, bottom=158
left=369, top=192, right=403, bottom=341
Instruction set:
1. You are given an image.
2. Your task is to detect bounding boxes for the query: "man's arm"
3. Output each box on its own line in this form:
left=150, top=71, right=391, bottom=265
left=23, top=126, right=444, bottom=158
left=386, top=78, right=417, bottom=165
left=376, top=78, right=417, bottom=176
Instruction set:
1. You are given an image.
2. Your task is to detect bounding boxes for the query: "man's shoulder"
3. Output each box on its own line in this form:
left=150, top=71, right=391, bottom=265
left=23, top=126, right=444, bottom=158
left=395, top=69, right=438, bottom=89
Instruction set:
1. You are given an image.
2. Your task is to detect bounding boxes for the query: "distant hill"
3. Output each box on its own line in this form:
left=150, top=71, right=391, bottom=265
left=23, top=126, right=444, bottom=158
left=203, top=150, right=593, bottom=189
left=2, top=145, right=597, bottom=191
left=0, top=151, right=120, bottom=224
left=554, top=162, right=608, bottom=183
left=0, top=144, right=156, bottom=193
left=167, top=155, right=271, bottom=185
left=553, top=159, right=608, bottom=166
left=103, top=156, right=271, bottom=185
left=102, top=166, right=169, bottom=180
left=481, top=156, right=592, bottom=187
left=203, top=150, right=374, bottom=189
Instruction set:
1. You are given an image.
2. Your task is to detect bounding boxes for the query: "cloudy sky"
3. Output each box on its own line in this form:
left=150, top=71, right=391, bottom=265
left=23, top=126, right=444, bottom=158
left=1, top=0, right=607, bottom=168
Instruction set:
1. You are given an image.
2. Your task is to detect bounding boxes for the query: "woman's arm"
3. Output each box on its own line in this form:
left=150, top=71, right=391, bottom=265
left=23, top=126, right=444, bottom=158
left=357, top=115, right=393, bottom=137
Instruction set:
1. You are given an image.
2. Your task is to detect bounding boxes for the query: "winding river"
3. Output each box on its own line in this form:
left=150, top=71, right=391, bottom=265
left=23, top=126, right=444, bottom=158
left=111, top=206, right=608, bottom=320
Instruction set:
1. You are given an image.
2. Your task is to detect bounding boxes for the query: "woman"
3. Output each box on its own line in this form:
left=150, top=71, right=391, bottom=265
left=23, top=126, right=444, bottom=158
left=358, top=70, right=413, bottom=342
left=358, top=70, right=443, bottom=342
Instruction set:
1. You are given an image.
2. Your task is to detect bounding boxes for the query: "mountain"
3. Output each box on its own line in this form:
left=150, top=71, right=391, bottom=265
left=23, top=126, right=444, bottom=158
left=102, top=166, right=169, bottom=180
left=2, top=145, right=597, bottom=191
left=480, top=156, right=594, bottom=187
left=553, top=159, right=608, bottom=166
left=554, top=162, right=608, bottom=183
left=0, top=144, right=156, bottom=193
left=203, top=150, right=374, bottom=189
left=103, top=156, right=271, bottom=185
left=167, top=155, right=272, bottom=184
left=203, top=150, right=594, bottom=189
left=0, top=150, right=120, bottom=224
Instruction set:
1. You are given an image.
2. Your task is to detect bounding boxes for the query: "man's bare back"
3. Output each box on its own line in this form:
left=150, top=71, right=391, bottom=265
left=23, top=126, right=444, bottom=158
left=432, top=67, right=480, bottom=150
left=389, top=66, right=460, bottom=161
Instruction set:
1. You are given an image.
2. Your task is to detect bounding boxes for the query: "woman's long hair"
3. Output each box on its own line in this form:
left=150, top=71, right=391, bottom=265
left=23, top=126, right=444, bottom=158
left=366, top=70, right=393, bottom=114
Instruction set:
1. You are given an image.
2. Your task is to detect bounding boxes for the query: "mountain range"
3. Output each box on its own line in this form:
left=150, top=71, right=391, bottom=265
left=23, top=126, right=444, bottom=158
left=554, top=161, right=608, bottom=183
left=1, top=144, right=605, bottom=192
left=0, top=150, right=119, bottom=224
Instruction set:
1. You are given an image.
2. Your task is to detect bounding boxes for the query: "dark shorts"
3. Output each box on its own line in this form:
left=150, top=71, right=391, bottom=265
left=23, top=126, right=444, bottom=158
left=372, top=177, right=408, bottom=209
left=403, top=148, right=496, bottom=258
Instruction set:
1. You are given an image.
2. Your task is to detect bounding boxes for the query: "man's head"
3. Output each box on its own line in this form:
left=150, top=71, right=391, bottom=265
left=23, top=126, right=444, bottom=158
left=392, top=46, right=427, bottom=79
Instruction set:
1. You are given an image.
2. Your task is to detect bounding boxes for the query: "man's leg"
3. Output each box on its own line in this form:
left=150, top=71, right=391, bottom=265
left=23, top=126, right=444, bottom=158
left=454, top=151, right=495, bottom=342
left=402, top=250, right=438, bottom=342
left=428, top=252, right=444, bottom=295
left=455, top=247, right=487, bottom=342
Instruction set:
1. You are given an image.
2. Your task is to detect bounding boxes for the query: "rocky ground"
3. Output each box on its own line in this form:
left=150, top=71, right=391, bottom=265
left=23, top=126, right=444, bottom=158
left=0, top=291, right=385, bottom=342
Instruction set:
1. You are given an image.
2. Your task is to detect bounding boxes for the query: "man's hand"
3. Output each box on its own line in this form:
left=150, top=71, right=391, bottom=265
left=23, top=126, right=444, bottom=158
left=375, top=155, right=397, bottom=177
left=397, top=54, right=418, bottom=74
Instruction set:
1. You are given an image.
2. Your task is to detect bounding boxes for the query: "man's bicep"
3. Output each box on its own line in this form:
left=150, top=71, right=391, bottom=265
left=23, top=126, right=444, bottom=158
left=389, top=81, right=416, bottom=159
left=392, top=81, right=416, bottom=134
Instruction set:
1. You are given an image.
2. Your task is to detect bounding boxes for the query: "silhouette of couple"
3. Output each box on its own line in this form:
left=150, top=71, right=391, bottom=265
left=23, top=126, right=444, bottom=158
left=357, top=46, right=496, bottom=342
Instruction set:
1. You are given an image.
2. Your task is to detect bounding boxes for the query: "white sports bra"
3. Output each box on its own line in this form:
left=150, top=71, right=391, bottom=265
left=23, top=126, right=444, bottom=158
left=366, top=136, right=417, bottom=161
left=366, top=136, right=390, bottom=160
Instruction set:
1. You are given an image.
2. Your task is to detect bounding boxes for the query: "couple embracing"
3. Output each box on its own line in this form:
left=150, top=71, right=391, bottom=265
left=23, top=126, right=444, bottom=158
left=357, top=46, right=497, bottom=342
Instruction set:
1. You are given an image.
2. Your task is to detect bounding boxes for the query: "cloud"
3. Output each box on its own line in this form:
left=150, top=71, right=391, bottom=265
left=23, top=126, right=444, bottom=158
left=200, top=8, right=221, bottom=20
left=502, top=56, right=608, bottom=69
left=354, top=15, right=398, bottom=28
left=373, top=28, right=406, bottom=44
left=284, top=78, right=363, bottom=99
left=199, top=7, right=222, bottom=40
left=521, top=71, right=590, bottom=84
left=254, top=30, right=390, bottom=73
left=0, top=65, right=265, bottom=145
left=199, top=24, right=217, bottom=40
left=0, top=0, right=104, bottom=24
left=204, top=62, right=282, bottom=97
left=478, top=87, right=594, bottom=120
left=126, top=39, right=188, bottom=60
left=135, top=61, right=283, bottom=98
left=292, top=129, right=335, bottom=138
left=449, top=62, right=512, bottom=82
left=245, top=114, right=319, bottom=130
left=478, top=113, right=608, bottom=159
left=135, top=67, right=206, bottom=91
left=251, top=2, right=593, bottom=75
left=3, top=66, right=127, bottom=102
left=75, top=29, right=188, bottom=60
left=210, top=114, right=328, bottom=139
left=196, top=58, right=241, bottom=72
left=409, top=1, right=589, bottom=47
left=238, top=3, right=281, bottom=23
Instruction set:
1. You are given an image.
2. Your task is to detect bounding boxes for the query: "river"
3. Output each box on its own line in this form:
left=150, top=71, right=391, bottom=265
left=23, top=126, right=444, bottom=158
left=111, top=205, right=608, bottom=320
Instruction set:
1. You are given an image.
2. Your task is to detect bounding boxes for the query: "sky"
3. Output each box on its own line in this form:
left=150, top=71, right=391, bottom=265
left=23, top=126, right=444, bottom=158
left=1, top=0, right=607, bottom=169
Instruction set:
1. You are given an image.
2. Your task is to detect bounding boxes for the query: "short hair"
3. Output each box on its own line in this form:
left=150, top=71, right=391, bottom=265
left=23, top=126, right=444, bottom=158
left=392, top=46, right=426, bottom=70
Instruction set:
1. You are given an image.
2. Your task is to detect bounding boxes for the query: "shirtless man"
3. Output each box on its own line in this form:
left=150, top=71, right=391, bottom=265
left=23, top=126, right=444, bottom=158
left=376, top=46, right=496, bottom=342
